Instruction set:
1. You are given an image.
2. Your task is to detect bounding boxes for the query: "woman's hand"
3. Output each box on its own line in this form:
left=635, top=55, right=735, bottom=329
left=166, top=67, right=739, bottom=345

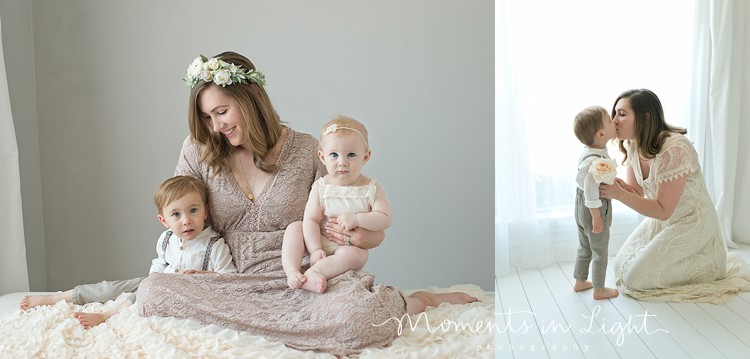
left=323, top=217, right=384, bottom=250
left=599, top=182, right=624, bottom=199
left=614, top=177, right=637, bottom=194
left=600, top=177, right=635, bottom=200
left=599, top=182, right=621, bottom=200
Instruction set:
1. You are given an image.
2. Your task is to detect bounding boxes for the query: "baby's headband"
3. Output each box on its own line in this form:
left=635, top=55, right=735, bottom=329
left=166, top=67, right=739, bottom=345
left=183, top=55, right=266, bottom=89
left=322, top=124, right=368, bottom=147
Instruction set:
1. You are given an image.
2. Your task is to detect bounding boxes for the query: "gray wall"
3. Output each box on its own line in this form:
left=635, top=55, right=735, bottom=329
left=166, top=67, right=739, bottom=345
left=3, top=0, right=494, bottom=291
left=0, top=0, right=47, bottom=292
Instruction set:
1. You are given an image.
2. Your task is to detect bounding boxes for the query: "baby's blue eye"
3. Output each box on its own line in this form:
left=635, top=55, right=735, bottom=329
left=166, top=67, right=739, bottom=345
left=329, top=152, right=339, bottom=158
left=347, top=153, right=357, bottom=158
left=171, top=212, right=180, bottom=218
left=189, top=208, right=198, bottom=214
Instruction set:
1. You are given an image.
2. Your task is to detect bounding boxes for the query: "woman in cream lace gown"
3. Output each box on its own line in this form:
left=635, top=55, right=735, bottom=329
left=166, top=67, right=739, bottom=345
left=135, top=51, right=476, bottom=355
left=600, top=89, right=750, bottom=304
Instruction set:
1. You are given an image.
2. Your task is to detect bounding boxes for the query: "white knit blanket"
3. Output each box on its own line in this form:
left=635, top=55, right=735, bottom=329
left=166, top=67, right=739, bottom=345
left=0, top=284, right=494, bottom=358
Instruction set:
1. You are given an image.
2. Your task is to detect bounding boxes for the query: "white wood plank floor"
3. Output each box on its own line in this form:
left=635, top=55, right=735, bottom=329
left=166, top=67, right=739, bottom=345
left=495, top=245, right=750, bottom=359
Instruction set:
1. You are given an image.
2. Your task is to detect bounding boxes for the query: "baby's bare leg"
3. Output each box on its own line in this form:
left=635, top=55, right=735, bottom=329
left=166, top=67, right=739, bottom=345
left=310, top=246, right=368, bottom=279
left=405, top=291, right=479, bottom=314
left=281, top=222, right=307, bottom=289
left=20, top=290, right=73, bottom=310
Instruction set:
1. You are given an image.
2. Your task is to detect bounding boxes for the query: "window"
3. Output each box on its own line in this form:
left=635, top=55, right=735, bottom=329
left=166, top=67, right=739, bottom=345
left=497, top=0, right=695, bottom=271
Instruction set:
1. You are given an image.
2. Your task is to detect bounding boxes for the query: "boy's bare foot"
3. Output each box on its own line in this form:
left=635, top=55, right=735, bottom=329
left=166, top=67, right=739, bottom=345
left=73, top=312, right=107, bottom=329
left=286, top=271, right=307, bottom=290
left=593, top=287, right=619, bottom=300
left=300, top=270, right=327, bottom=294
left=573, top=280, right=593, bottom=292
left=20, top=294, right=62, bottom=310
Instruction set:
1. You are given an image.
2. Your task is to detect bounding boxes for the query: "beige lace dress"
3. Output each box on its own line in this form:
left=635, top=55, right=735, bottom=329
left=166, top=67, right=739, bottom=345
left=136, top=129, right=406, bottom=355
left=613, top=134, right=750, bottom=304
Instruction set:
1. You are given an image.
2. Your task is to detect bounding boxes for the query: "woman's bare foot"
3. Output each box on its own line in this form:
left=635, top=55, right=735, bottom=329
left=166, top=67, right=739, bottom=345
left=19, top=292, right=71, bottom=310
left=73, top=312, right=107, bottom=329
left=286, top=271, right=307, bottom=289
left=406, top=291, right=479, bottom=314
left=300, top=270, right=327, bottom=294
left=573, top=280, right=593, bottom=292
left=593, top=287, right=619, bottom=300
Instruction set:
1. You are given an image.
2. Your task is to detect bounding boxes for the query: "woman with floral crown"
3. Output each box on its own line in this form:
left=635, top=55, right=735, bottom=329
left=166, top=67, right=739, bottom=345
left=135, top=51, right=477, bottom=355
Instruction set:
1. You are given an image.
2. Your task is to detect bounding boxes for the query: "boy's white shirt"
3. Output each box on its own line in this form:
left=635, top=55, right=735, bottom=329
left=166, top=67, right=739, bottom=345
left=575, top=146, right=611, bottom=208
left=150, top=227, right=237, bottom=274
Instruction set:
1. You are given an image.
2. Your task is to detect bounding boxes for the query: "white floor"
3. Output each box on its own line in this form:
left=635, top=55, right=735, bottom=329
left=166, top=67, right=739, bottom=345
left=495, top=245, right=750, bottom=359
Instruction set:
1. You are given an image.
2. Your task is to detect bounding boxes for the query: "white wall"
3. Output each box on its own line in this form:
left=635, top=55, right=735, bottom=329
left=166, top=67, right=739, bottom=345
left=8, top=0, right=493, bottom=291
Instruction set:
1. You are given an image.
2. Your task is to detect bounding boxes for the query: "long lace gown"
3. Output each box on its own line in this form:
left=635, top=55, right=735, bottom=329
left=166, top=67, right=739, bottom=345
left=136, top=129, right=406, bottom=355
left=613, top=134, right=750, bottom=304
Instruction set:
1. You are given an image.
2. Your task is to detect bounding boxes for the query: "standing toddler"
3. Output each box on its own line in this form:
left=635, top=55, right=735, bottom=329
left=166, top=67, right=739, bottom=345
left=572, top=106, right=619, bottom=300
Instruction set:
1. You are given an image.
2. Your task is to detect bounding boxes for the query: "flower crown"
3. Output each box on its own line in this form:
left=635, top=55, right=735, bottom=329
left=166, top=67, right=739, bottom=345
left=183, top=55, right=266, bottom=88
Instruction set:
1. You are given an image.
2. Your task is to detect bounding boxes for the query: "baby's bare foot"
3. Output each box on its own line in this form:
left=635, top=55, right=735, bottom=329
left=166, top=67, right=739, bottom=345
left=286, top=271, right=307, bottom=290
left=574, top=280, right=593, bottom=292
left=19, top=295, right=58, bottom=310
left=593, top=287, right=619, bottom=300
left=73, top=312, right=107, bottom=329
left=301, top=270, right=327, bottom=294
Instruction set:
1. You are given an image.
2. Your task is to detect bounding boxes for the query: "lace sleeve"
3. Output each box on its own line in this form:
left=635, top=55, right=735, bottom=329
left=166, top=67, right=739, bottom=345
left=174, top=136, right=208, bottom=182
left=652, top=136, right=699, bottom=185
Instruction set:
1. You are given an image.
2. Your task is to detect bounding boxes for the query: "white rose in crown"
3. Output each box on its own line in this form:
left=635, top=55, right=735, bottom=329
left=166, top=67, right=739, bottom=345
left=205, top=57, right=221, bottom=71
left=187, top=57, right=203, bottom=77
left=213, top=69, right=232, bottom=86
left=199, top=69, right=213, bottom=83
left=589, top=158, right=617, bottom=184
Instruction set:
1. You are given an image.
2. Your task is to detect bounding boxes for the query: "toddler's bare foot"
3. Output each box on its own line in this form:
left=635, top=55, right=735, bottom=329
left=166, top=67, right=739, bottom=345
left=20, top=294, right=60, bottom=310
left=286, top=271, right=307, bottom=289
left=573, top=280, right=593, bottom=292
left=593, top=287, right=619, bottom=300
left=300, top=270, right=327, bottom=294
left=73, top=312, right=107, bottom=329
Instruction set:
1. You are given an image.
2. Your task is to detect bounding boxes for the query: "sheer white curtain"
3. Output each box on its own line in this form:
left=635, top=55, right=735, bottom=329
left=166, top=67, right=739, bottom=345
left=689, top=0, right=747, bottom=247
left=497, top=1, right=694, bottom=274
left=0, top=15, right=30, bottom=294
left=732, top=3, right=750, bottom=245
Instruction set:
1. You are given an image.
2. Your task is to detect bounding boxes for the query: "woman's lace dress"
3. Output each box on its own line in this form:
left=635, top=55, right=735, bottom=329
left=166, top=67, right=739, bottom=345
left=613, top=134, right=750, bottom=304
left=136, top=129, right=406, bottom=355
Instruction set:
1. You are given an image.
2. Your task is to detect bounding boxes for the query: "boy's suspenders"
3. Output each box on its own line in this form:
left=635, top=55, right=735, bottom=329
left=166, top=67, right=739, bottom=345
left=161, top=231, right=172, bottom=253
left=161, top=230, right=221, bottom=271
left=201, top=237, right=220, bottom=271
left=579, top=153, right=603, bottom=166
